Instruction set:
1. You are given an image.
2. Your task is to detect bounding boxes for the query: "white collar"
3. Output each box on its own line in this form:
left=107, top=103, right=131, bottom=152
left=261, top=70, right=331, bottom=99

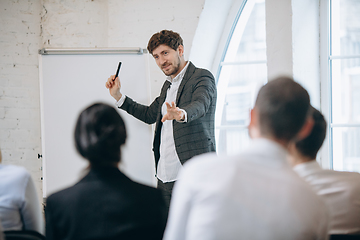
left=293, top=161, right=323, bottom=178
left=242, top=138, right=290, bottom=168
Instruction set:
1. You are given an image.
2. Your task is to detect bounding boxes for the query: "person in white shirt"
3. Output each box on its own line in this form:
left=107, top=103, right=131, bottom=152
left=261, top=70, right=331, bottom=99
left=0, top=148, right=44, bottom=235
left=288, top=107, right=360, bottom=235
left=163, top=77, right=329, bottom=240
left=105, top=30, right=217, bottom=210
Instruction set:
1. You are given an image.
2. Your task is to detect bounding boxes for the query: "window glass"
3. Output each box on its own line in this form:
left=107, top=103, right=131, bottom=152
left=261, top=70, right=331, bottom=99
left=331, top=0, right=360, bottom=56
left=331, top=59, right=360, bottom=124
left=235, top=0, right=266, bottom=62
left=216, top=0, right=267, bottom=155
left=330, top=0, right=360, bottom=172
left=333, top=127, right=360, bottom=172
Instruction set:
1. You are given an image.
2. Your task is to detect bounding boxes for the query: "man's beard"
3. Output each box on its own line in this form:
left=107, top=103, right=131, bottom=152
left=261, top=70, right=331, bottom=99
left=163, top=56, right=181, bottom=76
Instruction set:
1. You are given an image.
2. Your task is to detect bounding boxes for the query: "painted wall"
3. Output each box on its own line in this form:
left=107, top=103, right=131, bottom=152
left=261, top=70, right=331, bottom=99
left=265, top=0, right=321, bottom=108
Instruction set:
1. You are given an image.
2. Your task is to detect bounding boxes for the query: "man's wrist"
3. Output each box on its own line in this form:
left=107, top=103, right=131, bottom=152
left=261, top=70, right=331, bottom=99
left=114, top=93, right=122, bottom=102
left=115, top=94, right=126, bottom=108
left=177, top=109, right=187, bottom=123
left=180, top=112, right=185, bottom=121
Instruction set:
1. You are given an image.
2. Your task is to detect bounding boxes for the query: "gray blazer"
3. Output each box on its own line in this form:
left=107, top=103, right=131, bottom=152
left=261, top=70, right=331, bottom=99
left=120, top=61, right=217, bottom=170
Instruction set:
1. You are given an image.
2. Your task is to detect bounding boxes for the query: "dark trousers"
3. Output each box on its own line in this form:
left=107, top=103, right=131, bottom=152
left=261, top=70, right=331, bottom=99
left=157, top=179, right=175, bottom=214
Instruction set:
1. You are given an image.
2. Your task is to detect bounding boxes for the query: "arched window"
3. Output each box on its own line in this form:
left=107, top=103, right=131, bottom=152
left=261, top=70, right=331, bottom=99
left=215, top=0, right=267, bottom=155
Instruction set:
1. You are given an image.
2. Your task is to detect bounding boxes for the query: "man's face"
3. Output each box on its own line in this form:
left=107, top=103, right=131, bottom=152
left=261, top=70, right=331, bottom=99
left=152, top=44, right=182, bottom=77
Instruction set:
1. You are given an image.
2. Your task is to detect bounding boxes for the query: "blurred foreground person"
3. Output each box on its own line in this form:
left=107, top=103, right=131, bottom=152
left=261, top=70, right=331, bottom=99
left=164, top=77, right=329, bottom=240
left=0, top=148, right=44, bottom=235
left=289, top=107, right=360, bottom=235
left=45, top=103, right=167, bottom=240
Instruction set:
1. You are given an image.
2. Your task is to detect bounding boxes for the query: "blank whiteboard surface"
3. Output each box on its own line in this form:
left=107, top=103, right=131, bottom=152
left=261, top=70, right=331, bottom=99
left=40, top=54, right=154, bottom=197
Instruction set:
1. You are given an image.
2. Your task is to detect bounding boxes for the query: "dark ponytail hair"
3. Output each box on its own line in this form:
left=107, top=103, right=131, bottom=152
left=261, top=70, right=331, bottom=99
left=74, top=103, right=127, bottom=166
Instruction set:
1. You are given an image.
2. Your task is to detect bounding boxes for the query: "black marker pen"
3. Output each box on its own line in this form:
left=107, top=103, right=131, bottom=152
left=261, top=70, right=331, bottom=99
left=114, top=62, right=122, bottom=81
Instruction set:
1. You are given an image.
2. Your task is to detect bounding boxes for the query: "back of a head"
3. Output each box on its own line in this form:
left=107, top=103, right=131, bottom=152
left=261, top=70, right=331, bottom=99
left=147, top=30, right=183, bottom=55
left=295, top=107, right=327, bottom=159
left=255, top=76, right=310, bottom=142
left=74, top=103, right=127, bottom=166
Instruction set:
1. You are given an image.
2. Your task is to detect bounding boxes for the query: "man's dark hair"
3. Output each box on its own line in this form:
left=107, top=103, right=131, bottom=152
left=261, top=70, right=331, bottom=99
left=147, top=30, right=183, bottom=55
left=255, top=76, right=310, bottom=141
left=74, top=103, right=127, bottom=166
left=295, top=107, right=327, bottom=159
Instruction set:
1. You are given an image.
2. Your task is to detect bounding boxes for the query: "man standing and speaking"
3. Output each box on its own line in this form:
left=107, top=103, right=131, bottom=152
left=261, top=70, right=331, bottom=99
left=105, top=30, right=217, bottom=209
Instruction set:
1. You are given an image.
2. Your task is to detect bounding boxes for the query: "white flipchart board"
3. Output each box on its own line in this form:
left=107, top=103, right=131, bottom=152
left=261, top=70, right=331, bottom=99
left=39, top=52, right=155, bottom=197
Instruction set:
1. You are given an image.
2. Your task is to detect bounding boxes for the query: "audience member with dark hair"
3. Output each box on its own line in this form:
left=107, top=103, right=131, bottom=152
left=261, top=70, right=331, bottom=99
left=164, top=77, right=329, bottom=240
left=0, top=148, right=44, bottom=235
left=45, top=103, right=167, bottom=240
left=288, top=107, right=360, bottom=235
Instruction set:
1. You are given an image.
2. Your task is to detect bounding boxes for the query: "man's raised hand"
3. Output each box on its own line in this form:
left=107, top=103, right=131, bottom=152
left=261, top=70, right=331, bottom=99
left=161, top=102, right=185, bottom=122
left=105, top=75, right=122, bottom=101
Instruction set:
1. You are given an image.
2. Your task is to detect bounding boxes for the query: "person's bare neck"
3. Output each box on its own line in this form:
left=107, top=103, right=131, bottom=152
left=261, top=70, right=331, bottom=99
left=89, top=162, right=119, bottom=169
left=290, top=150, right=315, bottom=166
left=253, top=133, right=290, bottom=150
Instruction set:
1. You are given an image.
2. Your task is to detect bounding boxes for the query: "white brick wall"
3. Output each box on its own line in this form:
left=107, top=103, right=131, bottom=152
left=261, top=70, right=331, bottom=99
left=0, top=0, right=43, bottom=202
left=0, top=0, right=205, bottom=200
left=41, top=0, right=108, bottom=47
